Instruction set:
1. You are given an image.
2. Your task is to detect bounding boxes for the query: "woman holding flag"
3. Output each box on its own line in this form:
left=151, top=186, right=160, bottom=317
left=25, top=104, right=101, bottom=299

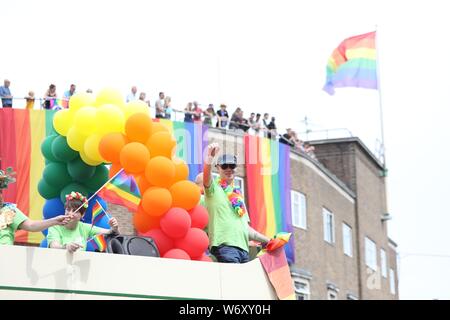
left=47, top=191, right=120, bottom=253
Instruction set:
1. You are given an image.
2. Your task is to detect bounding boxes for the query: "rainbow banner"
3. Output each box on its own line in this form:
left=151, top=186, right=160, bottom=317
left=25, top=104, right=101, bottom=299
left=323, top=31, right=377, bottom=95
left=156, top=119, right=208, bottom=182
left=98, top=169, right=141, bottom=212
left=91, top=200, right=107, bottom=225
left=244, top=135, right=295, bottom=263
left=0, top=109, right=56, bottom=244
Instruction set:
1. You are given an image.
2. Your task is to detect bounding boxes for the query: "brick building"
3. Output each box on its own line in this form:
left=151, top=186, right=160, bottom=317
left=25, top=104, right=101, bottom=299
left=109, top=128, right=399, bottom=300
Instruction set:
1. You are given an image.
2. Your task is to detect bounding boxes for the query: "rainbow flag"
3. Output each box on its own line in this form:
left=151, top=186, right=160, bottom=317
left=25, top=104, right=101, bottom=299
left=155, top=119, right=208, bottom=181
left=98, top=169, right=141, bottom=212
left=245, top=135, right=295, bottom=263
left=87, top=233, right=107, bottom=252
left=323, top=31, right=377, bottom=95
left=91, top=200, right=107, bottom=225
left=259, top=247, right=296, bottom=300
left=0, top=109, right=56, bottom=244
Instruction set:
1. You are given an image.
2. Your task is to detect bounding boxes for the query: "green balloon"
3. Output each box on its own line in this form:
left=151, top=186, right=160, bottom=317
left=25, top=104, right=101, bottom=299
left=84, top=165, right=109, bottom=192
left=41, top=135, right=59, bottom=162
left=43, top=162, right=72, bottom=189
left=68, top=157, right=96, bottom=182
left=38, top=178, right=60, bottom=199
left=60, top=182, right=89, bottom=203
left=51, top=135, right=78, bottom=162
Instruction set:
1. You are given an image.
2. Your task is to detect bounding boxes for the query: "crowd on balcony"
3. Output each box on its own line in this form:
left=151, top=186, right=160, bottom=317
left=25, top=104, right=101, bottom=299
left=0, top=79, right=316, bottom=159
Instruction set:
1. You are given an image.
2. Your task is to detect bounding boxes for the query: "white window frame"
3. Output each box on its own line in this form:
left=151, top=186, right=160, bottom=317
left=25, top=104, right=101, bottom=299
left=365, top=237, right=377, bottom=271
left=342, top=223, right=353, bottom=257
left=291, top=191, right=307, bottom=230
left=389, top=269, right=396, bottom=295
left=323, top=207, right=335, bottom=244
left=293, top=278, right=310, bottom=300
left=380, top=249, right=387, bottom=278
left=327, top=290, right=338, bottom=300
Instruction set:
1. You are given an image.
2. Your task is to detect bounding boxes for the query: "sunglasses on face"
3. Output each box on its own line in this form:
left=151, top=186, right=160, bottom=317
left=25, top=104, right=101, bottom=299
left=220, top=164, right=237, bottom=170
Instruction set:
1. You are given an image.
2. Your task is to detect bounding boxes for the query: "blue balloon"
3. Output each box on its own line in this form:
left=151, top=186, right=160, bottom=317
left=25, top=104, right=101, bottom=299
left=82, top=195, right=108, bottom=224
left=40, top=238, right=48, bottom=248
left=43, top=197, right=65, bottom=220
left=42, top=228, right=48, bottom=236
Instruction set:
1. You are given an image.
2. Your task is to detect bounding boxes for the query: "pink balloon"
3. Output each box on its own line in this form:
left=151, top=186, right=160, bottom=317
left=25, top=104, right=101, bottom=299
left=163, top=248, right=191, bottom=260
left=188, top=205, right=209, bottom=230
left=142, top=228, right=174, bottom=256
left=174, top=228, right=209, bottom=258
left=160, top=207, right=191, bottom=239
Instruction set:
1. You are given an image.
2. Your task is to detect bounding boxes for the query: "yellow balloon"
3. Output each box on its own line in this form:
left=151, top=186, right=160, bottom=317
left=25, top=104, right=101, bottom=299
left=69, top=92, right=95, bottom=113
left=95, top=104, right=125, bottom=134
left=74, top=106, right=98, bottom=135
left=79, top=149, right=103, bottom=166
left=94, top=88, right=125, bottom=109
left=123, top=100, right=150, bottom=119
left=66, top=127, right=88, bottom=152
left=83, top=134, right=104, bottom=162
left=53, top=109, right=73, bottom=136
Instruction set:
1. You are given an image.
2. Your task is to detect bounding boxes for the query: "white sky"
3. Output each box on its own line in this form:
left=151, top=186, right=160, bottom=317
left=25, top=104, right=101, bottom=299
left=3, top=0, right=450, bottom=299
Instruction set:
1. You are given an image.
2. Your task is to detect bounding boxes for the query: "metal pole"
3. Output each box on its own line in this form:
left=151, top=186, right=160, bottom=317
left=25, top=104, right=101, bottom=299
left=375, top=26, right=386, bottom=169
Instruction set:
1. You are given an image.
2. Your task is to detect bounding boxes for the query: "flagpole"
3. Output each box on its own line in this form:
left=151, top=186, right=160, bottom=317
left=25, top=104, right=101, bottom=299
left=72, top=168, right=124, bottom=215
left=375, top=25, right=387, bottom=170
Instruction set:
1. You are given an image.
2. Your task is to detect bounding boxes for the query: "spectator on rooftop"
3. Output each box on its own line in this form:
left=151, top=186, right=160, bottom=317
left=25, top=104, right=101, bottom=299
left=262, top=113, right=270, bottom=138
left=216, top=104, right=229, bottom=128
left=203, top=104, right=215, bottom=127
left=184, top=102, right=194, bottom=123
left=62, top=84, right=76, bottom=108
left=0, top=79, right=13, bottom=108
left=43, top=84, right=57, bottom=110
left=229, top=107, right=243, bottom=130
left=25, top=91, right=35, bottom=110
left=164, top=96, right=173, bottom=120
left=126, top=86, right=138, bottom=102
left=267, top=116, right=277, bottom=139
left=155, top=92, right=166, bottom=119
left=280, top=128, right=295, bottom=147
left=192, top=101, right=203, bottom=123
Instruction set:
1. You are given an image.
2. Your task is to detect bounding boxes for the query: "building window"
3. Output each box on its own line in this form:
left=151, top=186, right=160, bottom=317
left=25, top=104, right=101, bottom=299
left=389, top=269, right=396, bottom=295
left=291, top=191, right=307, bottom=230
left=293, top=278, right=310, bottom=300
left=365, top=237, right=377, bottom=271
left=327, top=290, right=338, bottom=300
left=323, top=208, right=335, bottom=244
left=380, top=249, right=387, bottom=278
left=342, top=223, right=353, bottom=257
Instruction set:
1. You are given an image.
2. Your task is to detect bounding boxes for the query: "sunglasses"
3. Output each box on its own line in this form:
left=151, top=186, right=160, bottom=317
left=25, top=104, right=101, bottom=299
left=219, top=164, right=237, bottom=170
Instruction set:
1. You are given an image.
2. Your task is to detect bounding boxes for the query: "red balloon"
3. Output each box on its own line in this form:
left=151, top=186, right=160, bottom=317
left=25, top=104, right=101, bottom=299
left=174, top=228, right=209, bottom=258
left=188, top=205, right=209, bottom=230
left=163, top=248, right=191, bottom=260
left=160, top=207, right=191, bottom=239
left=193, top=253, right=213, bottom=262
left=142, top=228, right=174, bottom=256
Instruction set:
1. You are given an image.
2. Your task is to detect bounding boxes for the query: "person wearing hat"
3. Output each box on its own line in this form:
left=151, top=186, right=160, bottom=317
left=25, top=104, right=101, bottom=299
left=203, top=143, right=270, bottom=263
left=0, top=167, right=71, bottom=246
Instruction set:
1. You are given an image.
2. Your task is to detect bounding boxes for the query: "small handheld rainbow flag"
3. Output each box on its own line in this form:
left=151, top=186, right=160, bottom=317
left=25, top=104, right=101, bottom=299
left=91, top=200, right=107, bottom=226
left=323, top=31, right=377, bottom=95
left=87, top=234, right=107, bottom=252
left=97, top=169, right=141, bottom=212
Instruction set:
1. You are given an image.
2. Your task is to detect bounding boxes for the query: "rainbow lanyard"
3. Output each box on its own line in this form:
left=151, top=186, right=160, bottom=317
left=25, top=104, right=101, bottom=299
left=217, top=178, right=247, bottom=218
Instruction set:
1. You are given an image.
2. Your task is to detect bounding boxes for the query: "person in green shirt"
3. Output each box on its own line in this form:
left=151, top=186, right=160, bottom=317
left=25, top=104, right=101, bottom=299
left=203, top=143, right=270, bottom=263
left=48, top=191, right=119, bottom=253
left=0, top=168, right=71, bottom=246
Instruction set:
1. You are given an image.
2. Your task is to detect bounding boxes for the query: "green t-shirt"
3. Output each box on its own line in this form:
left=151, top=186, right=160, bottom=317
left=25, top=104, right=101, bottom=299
left=0, top=204, right=28, bottom=245
left=47, top=222, right=103, bottom=251
left=205, top=179, right=250, bottom=252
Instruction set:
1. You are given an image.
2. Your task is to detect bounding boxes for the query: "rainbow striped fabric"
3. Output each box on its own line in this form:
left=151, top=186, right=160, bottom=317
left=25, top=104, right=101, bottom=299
left=98, top=169, right=141, bottom=212
left=0, top=109, right=56, bottom=244
left=87, top=233, right=107, bottom=252
left=91, top=200, right=106, bottom=225
left=265, top=232, right=292, bottom=252
left=245, top=135, right=295, bottom=263
left=323, top=31, right=377, bottom=95
left=157, top=119, right=208, bottom=181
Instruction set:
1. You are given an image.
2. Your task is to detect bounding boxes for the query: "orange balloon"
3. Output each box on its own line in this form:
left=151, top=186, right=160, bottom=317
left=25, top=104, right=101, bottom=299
left=134, top=174, right=152, bottom=194
left=109, top=162, right=122, bottom=178
left=173, top=157, right=189, bottom=182
left=119, top=142, right=150, bottom=174
left=146, top=131, right=176, bottom=159
left=142, top=187, right=173, bottom=217
left=170, top=180, right=201, bottom=211
left=134, top=206, right=160, bottom=233
left=99, top=133, right=128, bottom=163
left=125, top=112, right=153, bottom=143
left=150, top=122, right=170, bottom=136
left=145, top=156, right=175, bottom=188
